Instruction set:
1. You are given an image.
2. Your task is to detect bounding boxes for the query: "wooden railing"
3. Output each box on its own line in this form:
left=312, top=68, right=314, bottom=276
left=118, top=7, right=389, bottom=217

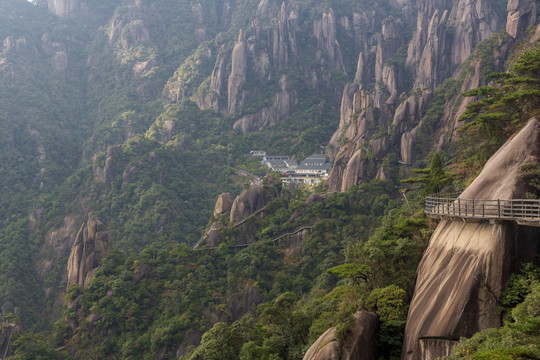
left=425, top=195, right=540, bottom=226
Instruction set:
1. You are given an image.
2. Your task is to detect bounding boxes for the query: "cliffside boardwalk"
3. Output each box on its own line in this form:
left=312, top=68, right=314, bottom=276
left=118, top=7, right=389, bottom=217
left=425, top=194, right=540, bottom=227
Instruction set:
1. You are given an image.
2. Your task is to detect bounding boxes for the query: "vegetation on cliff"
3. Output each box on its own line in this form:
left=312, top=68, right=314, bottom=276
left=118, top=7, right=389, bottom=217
left=0, top=0, right=538, bottom=359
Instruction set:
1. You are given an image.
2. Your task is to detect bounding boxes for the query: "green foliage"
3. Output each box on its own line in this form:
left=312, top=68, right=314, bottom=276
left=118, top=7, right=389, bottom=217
left=345, top=208, right=428, bottom=292
left=518, top=164, right=540, bottom=199
left=3, top=1, right=537, bottom=360
left=364, top=285, right=408, bottom=359
left=364, top=285, right=407, bottom=321
left=401, top=152, right=452, bottom=195
left=12, top=332, right=68, bottom=360
left=413, top=79, right=461, bottom=156
left=458, top=44, right=540, bottom=171
left=327, top=263, right=370, bottom=285
left=449, top=282, right=540, bottom=359
left=188, top=322, right=244, bottom=360
left=502, top=264, right=540, bottom=313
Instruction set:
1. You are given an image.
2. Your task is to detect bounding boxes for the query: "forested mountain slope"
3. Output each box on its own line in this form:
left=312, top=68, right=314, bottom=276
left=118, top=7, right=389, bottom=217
left=0, top=0, right=538, bottom=359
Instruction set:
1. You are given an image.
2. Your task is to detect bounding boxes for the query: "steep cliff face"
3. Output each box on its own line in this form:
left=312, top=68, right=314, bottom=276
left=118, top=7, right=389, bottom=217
left=195, top=0, right=301, bottom=128
left=233, top=74, right=297, bottom=132
left=66, top=214, right=110, bottom=288
left=402, top=118, right=540, bottom=360
left=227, top=30, right=248, bottom=115
left=327, top=0, right=528, bottom=192
left=506, top=0, right=539, bottom=38
left=229, top=183, right=267, bottom=225
left=407, top=0, right=500, bottom=89
left=170, top=0, right=403, bottom=135
left=48, top=0, right=78, bottom=17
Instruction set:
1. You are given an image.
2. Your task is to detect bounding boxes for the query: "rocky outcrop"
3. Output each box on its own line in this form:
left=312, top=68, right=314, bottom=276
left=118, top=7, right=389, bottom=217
left=408, top=0, right=500, bottom=89
left=234, top=75, right=297, bottom=132
left=214, top=193, right=233, bottom=217
left=191, top=0, right=217, bottom=42
left=36, top=216, right=78, bottom=299
left=194, top=45, right=229, bottom=112
left=326, top=0, right=528, bottom=192
left=200, top=176, right=280, bottom=247
left=447, top=0, right=500, bottom=66
left=107, top=1, right=151, bottom=67
left=227, top=31, right=248, bottom=115
left=506, top=0, right=539, bottom=38
left=48, top=0, right=78, bottom=17
left=402, top=118, right=540, bottom=360
left=230, top=184, right=267, bottom=224
left=226, top=279, right=262, bottom=321
left=303, top=312, right=378, bottom=360
left=66, top=214, right=110, bottom=288
left=313, top=8, right=345, bottom=72
left=327, top=87, right=387, bottom=191
left=92, top=146, right=120, bottom=188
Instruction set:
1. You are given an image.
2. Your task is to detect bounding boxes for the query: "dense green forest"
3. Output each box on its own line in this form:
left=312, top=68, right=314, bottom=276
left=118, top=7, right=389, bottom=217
left=0, top=0, right=538, bottom=359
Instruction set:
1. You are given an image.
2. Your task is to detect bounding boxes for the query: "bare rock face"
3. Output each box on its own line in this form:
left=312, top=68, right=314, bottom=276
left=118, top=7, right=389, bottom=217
left=194, top=45, right=229, bottom=112
left=447, top=0, right=500, bottom=66
left=66, top=214, right=110, bottom=288
left=108, top=1, right=150, bottom=59
left=304, top=328, right=341, bottom=360
left=327, top=88, right=383, bottom=192
left=233, top=75, right=297, bottom=132
left=407, top=0, right=500, bottom=89
left=48, top=0, right=78, bottom=17
left=326, top=0, right=512, bottom=192
left=230, top=184, right=266, bottom=224
left=214, top=193, right=233, bottom=217
left=507, top=0, right=539, bottom=38
left=460, top=117, right=540, bottom=199
left=313, top=8, right=345, bottom=71
left=303, top=312, right=378, bottom=360
left=227, top=31, right=248, bottom=115
left=92, top=146, right=120, bottom=189
left=226, top=279, right=262, bottom=321
left=202, top=176, right=280, bottom=246
left=402, top=118, right=540, bottom=360
left=193, top=0, right=299, bottom=122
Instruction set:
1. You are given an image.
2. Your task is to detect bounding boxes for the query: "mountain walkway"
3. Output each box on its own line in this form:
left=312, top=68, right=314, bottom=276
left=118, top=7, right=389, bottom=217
left=425, top=194, right=540, bottom=227
left=195, top=220, right=326, bottom=252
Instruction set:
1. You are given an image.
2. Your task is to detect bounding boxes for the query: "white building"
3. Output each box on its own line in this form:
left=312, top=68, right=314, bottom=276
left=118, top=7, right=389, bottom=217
left=249, top=150, right=266, bottom=157
left=293, top=155, right=331, bottom=176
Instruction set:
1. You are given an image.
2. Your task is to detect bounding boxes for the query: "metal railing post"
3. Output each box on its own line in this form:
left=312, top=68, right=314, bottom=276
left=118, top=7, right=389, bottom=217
left=425, top=194, right=540, bottom=223
left=511, top=201, right=514, bottom=218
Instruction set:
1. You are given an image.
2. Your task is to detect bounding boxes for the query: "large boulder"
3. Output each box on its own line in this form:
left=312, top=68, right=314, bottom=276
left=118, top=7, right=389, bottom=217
left=213, top=193, right=234, bottom=217
left=402, top=117, right=540, bottom=360
left=303, top=312, right=378, bottom=360
left=230, top=185, right=267, bottom=224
